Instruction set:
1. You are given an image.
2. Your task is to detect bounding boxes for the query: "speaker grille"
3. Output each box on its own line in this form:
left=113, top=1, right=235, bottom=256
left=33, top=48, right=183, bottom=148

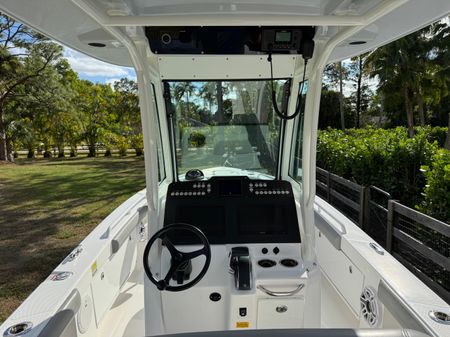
left=360, top=287, right=380, bottom=327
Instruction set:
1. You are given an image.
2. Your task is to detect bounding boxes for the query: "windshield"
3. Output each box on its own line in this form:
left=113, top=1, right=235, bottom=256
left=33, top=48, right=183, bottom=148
left=167, top=79, right=289, bottom=178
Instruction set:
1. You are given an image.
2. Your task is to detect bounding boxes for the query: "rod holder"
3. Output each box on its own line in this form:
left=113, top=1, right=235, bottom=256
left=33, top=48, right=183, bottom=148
left=4, top=322, right=33, bottom=336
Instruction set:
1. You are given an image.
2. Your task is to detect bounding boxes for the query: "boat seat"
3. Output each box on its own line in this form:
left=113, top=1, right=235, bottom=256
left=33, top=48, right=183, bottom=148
left=152, top=329, right=430, bottom=337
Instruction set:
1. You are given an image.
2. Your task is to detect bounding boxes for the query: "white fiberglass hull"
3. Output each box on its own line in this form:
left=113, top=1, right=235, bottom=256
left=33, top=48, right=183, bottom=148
left=2, top=190, right=449, bottom=337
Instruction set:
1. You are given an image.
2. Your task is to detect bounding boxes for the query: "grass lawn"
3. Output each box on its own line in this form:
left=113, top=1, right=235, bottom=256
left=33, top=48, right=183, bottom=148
left=0, top=156, right=146, bottom=323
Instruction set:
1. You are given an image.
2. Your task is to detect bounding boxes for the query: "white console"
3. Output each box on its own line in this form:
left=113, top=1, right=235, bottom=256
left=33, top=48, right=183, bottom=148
left=161, top=243, right=307, bottom=333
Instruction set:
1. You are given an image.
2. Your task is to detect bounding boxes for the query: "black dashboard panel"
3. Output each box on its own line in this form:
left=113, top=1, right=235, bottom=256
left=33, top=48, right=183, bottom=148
left=164, top=177, right=300, bottom=244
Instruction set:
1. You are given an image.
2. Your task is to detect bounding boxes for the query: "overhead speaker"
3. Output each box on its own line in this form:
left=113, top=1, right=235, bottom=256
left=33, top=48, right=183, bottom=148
left=161, top=33, right=172, bottom=45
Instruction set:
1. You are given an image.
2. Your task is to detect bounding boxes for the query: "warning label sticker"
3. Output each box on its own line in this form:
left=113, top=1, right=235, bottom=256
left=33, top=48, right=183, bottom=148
left=91, top=261, right=97, bottom=275
left=236, top=322, right=249, bottom=328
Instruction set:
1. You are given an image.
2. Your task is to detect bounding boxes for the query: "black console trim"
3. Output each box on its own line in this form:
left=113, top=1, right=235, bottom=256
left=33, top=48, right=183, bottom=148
left=164, top=176, right=301, bottom=245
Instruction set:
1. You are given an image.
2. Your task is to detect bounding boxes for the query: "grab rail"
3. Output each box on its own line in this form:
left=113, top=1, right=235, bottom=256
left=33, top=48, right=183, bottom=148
left=314, top=211, right=344, bottom=251
left=257, top=284, right=304, bottom=297
left=111, top=205, right=148, bottom=255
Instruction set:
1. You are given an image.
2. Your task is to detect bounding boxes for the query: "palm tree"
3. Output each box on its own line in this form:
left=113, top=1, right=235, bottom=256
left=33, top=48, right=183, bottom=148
left=366, top=27, right=433, bottom=137
left=174, top=82, right=196, bottom=121
left=430, top=19, right=450, bottom=149
left=199, top=82, right=214, bottom=109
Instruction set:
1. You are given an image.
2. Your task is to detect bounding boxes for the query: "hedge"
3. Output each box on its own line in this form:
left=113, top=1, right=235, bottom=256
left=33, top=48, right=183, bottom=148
left=317, top=127, right=450, bottom=223
left=418, top=149, right=450, bottom=223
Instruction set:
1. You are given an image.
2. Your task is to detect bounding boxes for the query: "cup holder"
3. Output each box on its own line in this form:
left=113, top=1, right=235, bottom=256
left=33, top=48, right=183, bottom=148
left=4, top=322, right=33, bottom=336
left=429, top=310, right=450, bottom=325
left=258, top=259, right=276, bottom=268
left=280, top=258, right=299, bottom=267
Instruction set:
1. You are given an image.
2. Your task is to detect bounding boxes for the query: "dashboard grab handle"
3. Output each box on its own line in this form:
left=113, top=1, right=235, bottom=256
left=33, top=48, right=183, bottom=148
left=257, top=284, right=304, bottom=297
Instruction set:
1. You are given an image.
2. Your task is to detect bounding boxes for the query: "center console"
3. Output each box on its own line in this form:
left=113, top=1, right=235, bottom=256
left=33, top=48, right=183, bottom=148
left=161, top=177, right=306, bottom=333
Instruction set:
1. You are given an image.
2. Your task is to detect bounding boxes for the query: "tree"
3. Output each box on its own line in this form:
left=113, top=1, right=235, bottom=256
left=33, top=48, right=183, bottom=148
left=112, top=78, right=141, bottom=155
left=199, top=82, right=216, bottom=113
left=348, top=53, right=371, bottom=128
left=53, top=59, right=80, bottom=157
left=0, top=13, right=62, bottom=161
left=366, top=26, right=440, bottom=137
left=174, top=82, right=196, bottom=121
left=324, top=62, right=349, bottom=131
left=75, top=81, right=114, bottom=157
left=17, top=58, right=75, bottom=158
left=429, top=20, right=450, bottom=149
left=319, top=89, right=353, bottom=129
left=445, top=114, right=450, bottom=151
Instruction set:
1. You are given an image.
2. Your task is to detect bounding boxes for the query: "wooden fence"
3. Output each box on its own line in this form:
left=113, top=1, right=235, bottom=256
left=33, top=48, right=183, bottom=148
left=316, top=167, right=450, bottom=304
left=387, top=201, right=450, bottom=304
left=316, top=167, right=365, bottom=226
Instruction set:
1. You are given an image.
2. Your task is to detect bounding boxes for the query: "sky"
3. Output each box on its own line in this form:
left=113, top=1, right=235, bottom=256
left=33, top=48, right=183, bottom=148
left=63, top=45, right=375, bottom=96
left=63, top=47, right=136, bottom=87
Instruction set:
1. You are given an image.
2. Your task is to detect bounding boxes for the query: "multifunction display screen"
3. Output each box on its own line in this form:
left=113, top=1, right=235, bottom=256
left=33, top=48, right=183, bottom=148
left=275, top=31, right=292, bottom=43
left=219, top=179, right=242, bottom=196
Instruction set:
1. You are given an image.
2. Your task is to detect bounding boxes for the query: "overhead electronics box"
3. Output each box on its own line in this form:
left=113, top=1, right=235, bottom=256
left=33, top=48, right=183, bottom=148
left=145, top=26, right=315, bottom=55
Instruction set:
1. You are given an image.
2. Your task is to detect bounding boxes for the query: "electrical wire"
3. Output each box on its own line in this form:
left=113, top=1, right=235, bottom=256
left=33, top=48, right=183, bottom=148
left=268, top=51, right=308, bottom=120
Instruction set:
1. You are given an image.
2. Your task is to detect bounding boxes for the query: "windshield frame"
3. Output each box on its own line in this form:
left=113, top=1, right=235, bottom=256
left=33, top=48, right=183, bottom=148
left=163, top=78, right=291, bottom=180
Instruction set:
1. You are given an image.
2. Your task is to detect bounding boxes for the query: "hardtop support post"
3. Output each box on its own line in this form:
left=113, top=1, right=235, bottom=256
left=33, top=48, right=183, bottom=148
left=300, top=0, right=408, bottom=265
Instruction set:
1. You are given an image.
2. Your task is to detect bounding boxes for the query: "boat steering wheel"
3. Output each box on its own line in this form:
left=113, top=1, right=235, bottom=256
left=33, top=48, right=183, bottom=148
left=143, top=223, right=211, bottom=291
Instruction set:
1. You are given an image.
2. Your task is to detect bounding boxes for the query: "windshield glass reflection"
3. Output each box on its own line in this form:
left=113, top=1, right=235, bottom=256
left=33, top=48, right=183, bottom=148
left=167, top=80, right=288, bottom=178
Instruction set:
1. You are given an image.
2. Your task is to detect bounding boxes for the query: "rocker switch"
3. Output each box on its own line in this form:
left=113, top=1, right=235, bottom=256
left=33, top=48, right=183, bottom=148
left=239, top=307, right=247, bottom=317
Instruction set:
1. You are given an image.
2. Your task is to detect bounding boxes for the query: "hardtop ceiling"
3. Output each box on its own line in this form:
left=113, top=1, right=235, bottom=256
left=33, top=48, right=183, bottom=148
left=0, top=0, right=449, bottom=67
left=98, top=0, right=381, bottom=16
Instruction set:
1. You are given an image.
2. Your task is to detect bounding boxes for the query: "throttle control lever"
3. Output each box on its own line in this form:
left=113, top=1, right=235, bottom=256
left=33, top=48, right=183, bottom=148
left=229, top=247, right=252, bottom=291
